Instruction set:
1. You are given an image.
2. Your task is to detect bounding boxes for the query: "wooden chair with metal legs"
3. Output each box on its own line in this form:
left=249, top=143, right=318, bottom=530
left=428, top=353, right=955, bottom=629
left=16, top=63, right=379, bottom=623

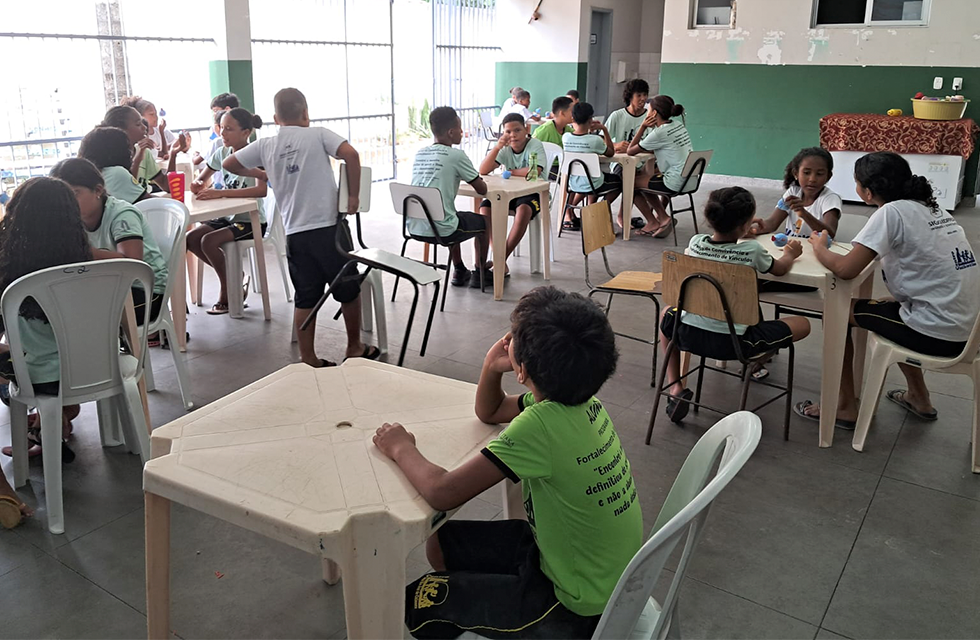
left=636, top=150, right=713, bottom=246
left=646, top=252, right=797, bottom=445
left=580, top=199, right=661, bottom=386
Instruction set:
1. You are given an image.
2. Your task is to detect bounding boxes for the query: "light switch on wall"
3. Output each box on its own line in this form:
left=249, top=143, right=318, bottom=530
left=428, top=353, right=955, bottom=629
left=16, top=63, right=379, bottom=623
left=934, top=77, right=944, bottom=90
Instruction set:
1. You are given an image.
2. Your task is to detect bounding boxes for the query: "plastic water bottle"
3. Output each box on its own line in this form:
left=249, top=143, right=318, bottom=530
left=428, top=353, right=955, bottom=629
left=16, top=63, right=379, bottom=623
left=526, top=153, right=538, bottom=181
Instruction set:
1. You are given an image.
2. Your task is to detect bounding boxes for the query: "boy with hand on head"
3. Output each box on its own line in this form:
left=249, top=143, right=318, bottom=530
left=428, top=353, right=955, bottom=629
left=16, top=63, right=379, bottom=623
left=479, top=113, right=548, bottom=275
left=223, top=88, right=379, bottom=367
left=374, top=286, right=642, bottom=639
left=409, top=106, right=489, bottom=289
left=505, top=89, right=543, bottom=124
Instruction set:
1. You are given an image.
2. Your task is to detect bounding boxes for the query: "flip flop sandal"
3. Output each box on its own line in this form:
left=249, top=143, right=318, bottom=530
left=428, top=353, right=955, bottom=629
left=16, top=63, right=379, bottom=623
left=665, top=388, right=694, bottom=424
left=885, top=389, right=938, bottom=421
left=751, top=366, right=769, bottom=381
left=561, top=220, right=579, bottom=231
left=630, top=217, right=645, bottom=229
left=312, top=358, right=338, bottom=368
left=634, top=228, right=658, bottom=237
left=148, top=333, right=161, bottom=348
left=653, top=219, right=677, bottom=239
left=793, top=400, right=856, bottom=430
left=207, top=303, right=230, bottom=315
left=0, top=495, right=24, bottom=529
left=343, top=345, right=381, bottom=362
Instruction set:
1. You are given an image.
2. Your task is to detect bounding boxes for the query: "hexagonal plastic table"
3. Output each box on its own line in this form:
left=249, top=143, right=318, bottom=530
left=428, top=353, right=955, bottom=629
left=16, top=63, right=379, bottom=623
left=144, top=359, right=518, bottom=639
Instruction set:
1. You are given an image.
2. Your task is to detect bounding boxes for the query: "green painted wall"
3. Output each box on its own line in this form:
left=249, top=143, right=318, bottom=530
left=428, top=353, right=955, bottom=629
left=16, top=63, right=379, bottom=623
left=660, top=63, right=980, bottom=195
left=495, top=62, right=587, bottom=114
left=208, top=60, right=255, bottom=113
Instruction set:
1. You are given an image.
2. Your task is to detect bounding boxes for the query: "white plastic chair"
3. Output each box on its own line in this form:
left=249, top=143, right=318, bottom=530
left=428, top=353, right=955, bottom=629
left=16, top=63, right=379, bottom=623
left=135, top=198, right=194, bottom=410
left=852, top=310, right=980, bottom=473
left=5, top=259, right=154, bottom=534
left=459, top=412, right=761, bottom=640
left=558, top=151, right=607, bottom=240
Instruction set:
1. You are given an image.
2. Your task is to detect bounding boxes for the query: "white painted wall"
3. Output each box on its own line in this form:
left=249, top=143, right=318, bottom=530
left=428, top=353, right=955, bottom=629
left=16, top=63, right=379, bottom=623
left=498, top=0, right=584, bottom=62
left=662, top=0, right=980, bottom=67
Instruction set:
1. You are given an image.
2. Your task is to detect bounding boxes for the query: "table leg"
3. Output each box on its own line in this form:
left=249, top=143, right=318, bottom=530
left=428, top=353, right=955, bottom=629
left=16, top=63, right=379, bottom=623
left=491, top=196, right=507, bottom=301
left=145, top=492, right=172, bottom=640
left=539, top=184, right=551, bottom=280
left=851, top=274, right=874, bottom=401
left=819, top=274, right=850, bottom=448
left=622, top=158, right=636, bottom=241
left=341, top=513, right=407, bottom=640
left=502, top=480, right=525, bottom=520
left=187, top=250, right=200, bottom=307
left=250, top=210, right=272, bottom=321
left=172, top=236, right=188, bottom=353
left=123, top=296, right=152, bottom=434
left=322, top=558, right=341, bottom=585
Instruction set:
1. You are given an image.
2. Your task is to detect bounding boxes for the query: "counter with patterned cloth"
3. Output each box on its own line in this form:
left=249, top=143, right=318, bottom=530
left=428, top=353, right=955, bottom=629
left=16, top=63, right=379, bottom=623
left=819, top=112, right=980, bottom=211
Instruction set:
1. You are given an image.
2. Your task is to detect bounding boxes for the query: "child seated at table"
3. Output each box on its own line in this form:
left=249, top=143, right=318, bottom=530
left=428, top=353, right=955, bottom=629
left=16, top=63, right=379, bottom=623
left=560, top=101, right=620, bottom=232
left=566, top=89, right=579, bottom=105
left=659, top=187, right=811, bottom=422
left=503, top=89, right=542, bottom=125
left=628, top=95, right=693, bottom=238
left=478, top=113, right=548, bottom=277
left=101, top=106, right=187, bottom=195
left=0, top=178, right=95, bottom=463
left=193, top=92, right=241, bottom=183
left=532, top=96, right=574, bottom=177
left=50, top=158, right=169, bottom=328
left=79, top=126, right=148, bottom=204
left=187, top=108, right=268, bottom=315
left=748, top=147, right=842, bottom=239
left=796, top=152, right=979, bottom=428
left=605, top=79, right=652, bottom=232
left=121, top=96, right=174, bottom=161
left=373, top=286, right=643, bottom=639
left=408, top=106, right=490, bottom=288
left=223, top=87, right=378, bottom=366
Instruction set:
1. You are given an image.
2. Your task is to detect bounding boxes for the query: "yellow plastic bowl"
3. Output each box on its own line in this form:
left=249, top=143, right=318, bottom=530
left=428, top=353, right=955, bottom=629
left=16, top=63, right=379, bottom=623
left=911, top=99, right=969, bottom=121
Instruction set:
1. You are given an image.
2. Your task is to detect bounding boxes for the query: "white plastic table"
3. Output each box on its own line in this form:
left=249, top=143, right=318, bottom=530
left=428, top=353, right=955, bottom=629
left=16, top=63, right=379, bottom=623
left=601, top=152, right=655, bottom=241
left=458, top=175, right=551, bottom=300
left=163, top=193, right=270, bottom=351
left=753, top=236, right=876, bottom=447
left=144, top=359, right=521, bottom=639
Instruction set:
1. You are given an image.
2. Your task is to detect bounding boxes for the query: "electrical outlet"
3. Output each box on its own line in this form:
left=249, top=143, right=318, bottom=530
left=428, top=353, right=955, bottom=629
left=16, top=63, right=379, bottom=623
left=934, top=77, right=944, bottom=90
left=953, top=77, right=963, bottom=91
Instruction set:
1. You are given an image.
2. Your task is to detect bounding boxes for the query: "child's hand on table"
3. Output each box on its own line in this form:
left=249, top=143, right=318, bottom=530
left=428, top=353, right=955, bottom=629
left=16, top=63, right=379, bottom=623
left=195, top=188, right=220, bottom=200
left=373, top=422, right=417, bottom=460
left=484, top=333, right=514, bottom=374
left=613, top=141, right=629, bottom=154
left=808, top=230, right=830, bottom=252
left=783, top=239, right=803, bottom=259
left=189, top=180, right=204, bottom=195
left=746, top=218, right=765, bottom=236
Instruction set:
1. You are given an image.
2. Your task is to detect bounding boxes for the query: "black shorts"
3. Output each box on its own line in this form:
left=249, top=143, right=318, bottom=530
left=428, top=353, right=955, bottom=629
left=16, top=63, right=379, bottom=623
left=646, top=175, right=676, bottom=194
left=410, top=210, right=486, bottom=246
left=406, top=520, right=601, bottom=639
left=131, top=287, right=165, bottom=326
left=568, top=173, right=622, bottom=197
left=286, top=223, right=361, bottom=309
left=661, top=307, right=794, bottom=360
left=202, top=218, right=268, bottom=242
left=480, top=194, right=541, bottom=219
left=853, top=299, right=965, bottom=358
left=0, top=349, right=59, bottom=395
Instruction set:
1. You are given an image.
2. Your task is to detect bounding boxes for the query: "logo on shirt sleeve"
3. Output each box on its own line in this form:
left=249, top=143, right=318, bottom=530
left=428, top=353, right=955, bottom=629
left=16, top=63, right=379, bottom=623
left=952, top=247, right=977, bottom=270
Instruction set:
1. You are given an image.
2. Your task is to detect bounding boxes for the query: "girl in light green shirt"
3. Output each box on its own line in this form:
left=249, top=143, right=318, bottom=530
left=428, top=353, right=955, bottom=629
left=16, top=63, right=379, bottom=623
left=100, top=106, right=187, bottom=195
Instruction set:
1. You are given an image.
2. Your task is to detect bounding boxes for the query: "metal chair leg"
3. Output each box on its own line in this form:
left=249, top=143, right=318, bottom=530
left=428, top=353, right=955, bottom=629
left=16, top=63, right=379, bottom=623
left=646, top=339, right=676, bottom=445
left=784, top=344, right=795, bottom=441
left=738, top=364, right=752, bottom=411
left=391, top=239, right=409, bottom=302
left=439, top=250, right=451, bottom=312
left=694, top=356, right=706, bottom=413
left=689, top=194, right=699, bottom=234
left=397, top=282, right=421, bottom=367
left=420, top=281, right=440, bottom=357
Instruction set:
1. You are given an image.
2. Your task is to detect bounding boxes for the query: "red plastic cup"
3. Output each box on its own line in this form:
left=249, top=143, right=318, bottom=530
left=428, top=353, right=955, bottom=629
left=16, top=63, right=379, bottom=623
left=167, top=171, right=185, bottom=202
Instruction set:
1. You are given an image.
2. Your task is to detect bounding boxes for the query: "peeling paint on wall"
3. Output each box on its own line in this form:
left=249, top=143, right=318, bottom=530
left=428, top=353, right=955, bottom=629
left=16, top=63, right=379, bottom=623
left=807, top=28, right=830, bottom=62
left=726, top=28, right=747, bottom=62
left=851, top=29, right=874, bottom=46
left=757, top=30, right=784, bottom=65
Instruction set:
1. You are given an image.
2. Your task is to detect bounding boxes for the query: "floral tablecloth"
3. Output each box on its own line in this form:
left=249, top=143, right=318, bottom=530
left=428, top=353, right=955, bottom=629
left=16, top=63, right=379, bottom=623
left=819, top=113, right=980, bottom=159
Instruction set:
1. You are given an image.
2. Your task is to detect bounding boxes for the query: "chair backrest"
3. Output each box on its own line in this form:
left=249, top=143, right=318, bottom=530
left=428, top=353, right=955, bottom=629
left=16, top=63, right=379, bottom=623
left=676, top=150, right=713, bottom=194
left=592, top=411, right=762, bottom=640
left=662, top=251, right=759, bottom=325
left=560, top=151, right=603, bottom=180
left=540, top=141, right=563, bottom=173
left=834, top=213, right=867, bottom=244
left=262, top=187, right=280, bottom=241
left=135, top=198, right=189, bottom=307
left=581, top=200, right=616, bottom=255
left=338, top=163, right=373, bottom=213
left=479, top=109, right=494, bottom=129
left=1, top=259, right=154, bottom=403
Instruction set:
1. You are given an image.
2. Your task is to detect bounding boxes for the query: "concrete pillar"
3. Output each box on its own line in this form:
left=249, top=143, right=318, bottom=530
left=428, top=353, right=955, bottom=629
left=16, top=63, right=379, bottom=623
left=209, top=0, right=254, bottom=112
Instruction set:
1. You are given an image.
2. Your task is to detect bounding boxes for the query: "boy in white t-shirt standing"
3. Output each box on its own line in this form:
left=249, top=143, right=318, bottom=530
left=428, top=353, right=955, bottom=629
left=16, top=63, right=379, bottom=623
left=796, top=152, right=980, bottom=428
left=749, top=147, right=842, bottom=239
left=224, top=88, right=379, bottom=366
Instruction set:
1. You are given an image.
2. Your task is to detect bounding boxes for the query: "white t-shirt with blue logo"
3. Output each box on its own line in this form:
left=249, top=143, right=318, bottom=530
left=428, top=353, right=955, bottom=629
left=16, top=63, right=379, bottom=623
left=852, top=199, right=979, bottom=342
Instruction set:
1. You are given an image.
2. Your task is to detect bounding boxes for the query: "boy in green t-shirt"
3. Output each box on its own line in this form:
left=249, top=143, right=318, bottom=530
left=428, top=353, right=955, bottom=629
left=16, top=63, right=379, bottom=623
left=478, top=113, right=549, bottom=277
left=532, top=96, right=575, bottom=179
left=374, top=286, right=643, bottom=639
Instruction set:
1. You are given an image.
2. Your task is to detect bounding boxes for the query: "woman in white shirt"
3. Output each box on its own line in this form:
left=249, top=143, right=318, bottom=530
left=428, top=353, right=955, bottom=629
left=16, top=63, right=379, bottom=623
left=796, top=152, right=979, bottom=427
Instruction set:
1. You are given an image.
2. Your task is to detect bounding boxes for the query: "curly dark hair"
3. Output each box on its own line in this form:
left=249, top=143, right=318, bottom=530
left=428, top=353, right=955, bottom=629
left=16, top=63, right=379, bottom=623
left=210, top=92, right=239, bottom=110
left=854, top=151, right=938, bottom=211
left=510, top=286, right=618, bottom=406
left=783, top=147, right=834, bottom=188
left=0, top=178, right=93, bottom=321
left=119, top=95, right=154, bottom=115
left=101, top=105, right=141, bottom=129
left=703, top=186, right=757, bottom=234
left=79, top=126, right=133, bottom=169
left=622, top=78, right=650, bottom=106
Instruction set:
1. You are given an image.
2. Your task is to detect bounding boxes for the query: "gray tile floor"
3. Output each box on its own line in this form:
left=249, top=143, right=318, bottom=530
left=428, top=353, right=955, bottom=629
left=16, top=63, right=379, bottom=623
left=1, top=180, right=979, bottom=639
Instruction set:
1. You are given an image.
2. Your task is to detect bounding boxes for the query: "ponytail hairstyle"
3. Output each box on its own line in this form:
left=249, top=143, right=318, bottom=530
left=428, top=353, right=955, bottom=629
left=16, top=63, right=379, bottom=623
left=649, top=94, right=685, bottom=121
left=854, top=151, right=938, bottom=212
left=622, top=78, right=650, bottom=106
left=224, top=107, right=263, bottom=132
left=703, top=186, right=756, bottom=234
left=783, top=147, right=834, bottom=188
left=119, top=95, right=154, bottom=116
left=0, top=177, right=93, bottom=321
